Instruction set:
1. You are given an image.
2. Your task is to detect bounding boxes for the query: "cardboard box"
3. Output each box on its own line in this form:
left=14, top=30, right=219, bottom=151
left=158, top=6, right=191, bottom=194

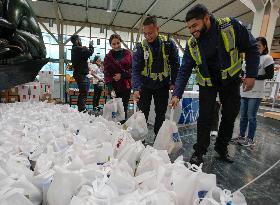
left=0, top=97, right=8, bottom=103
left=8, top=87, right=18, bottom=96
left=8, top=95, right=19, bottom=103
left=1, top=89, right=9, bottom=96
left=41, top=92, right=52, bottom=101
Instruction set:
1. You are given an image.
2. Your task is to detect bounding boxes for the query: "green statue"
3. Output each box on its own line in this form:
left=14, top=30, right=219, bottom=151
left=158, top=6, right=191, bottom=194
left=0, top=0, right=48, bottom=90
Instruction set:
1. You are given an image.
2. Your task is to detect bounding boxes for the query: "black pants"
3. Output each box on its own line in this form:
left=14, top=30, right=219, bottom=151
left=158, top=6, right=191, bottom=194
left=138, top=86, right=169, bottom=136
left=194, top=81, right=240, bottom=155
left=93, top=84, right=103, bottom=108
left=74, top=74, right=89, bottom=112
left=116, top=89, right=131, bottom=120
left=211, top=102, right=221, bottom=131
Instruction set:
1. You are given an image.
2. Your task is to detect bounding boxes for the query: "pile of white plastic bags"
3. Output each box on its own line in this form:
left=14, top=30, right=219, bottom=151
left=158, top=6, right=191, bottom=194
left=0, top=102, right=247, bottom=205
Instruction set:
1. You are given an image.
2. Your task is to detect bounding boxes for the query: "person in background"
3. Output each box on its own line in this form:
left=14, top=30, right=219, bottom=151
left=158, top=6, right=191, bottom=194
left=104, top=34, right=132, bottom=121
left=170, top=4, right=259, bottom=165
left=132, top=16, right=179, bottom=138
left=71, top=35, right=94, bottom=112
left=235, top=37, right=274, bottom=146
left=89, top=55, right=104, bottom=110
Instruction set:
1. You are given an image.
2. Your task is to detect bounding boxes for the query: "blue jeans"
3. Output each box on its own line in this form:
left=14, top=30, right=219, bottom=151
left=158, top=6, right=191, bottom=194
left=239, top=97, right=261, bottom=140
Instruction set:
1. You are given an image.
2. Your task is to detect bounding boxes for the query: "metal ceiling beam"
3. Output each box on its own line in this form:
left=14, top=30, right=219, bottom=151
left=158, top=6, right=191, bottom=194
left=53, top=0, right=63, bottom=20
left=37, top=19, right=59, bottom=44
left=131, top=0, right=159, bottom=29
left=135, top=15, right=146, bottom=45
left=64, top=25, right=86, bottom=46
left=211, top=0, right=237, bottom=13
left=160, top=0, right=197, bottom=28
left=53, top=0, right=62, bottom=35
left=35, top=0, right=185, bottom=23
left=37, top=16, right=189, bottom=39
left=85, top=0, right=89, bottom=22
left=110, top=0, right=124, bottom=26
left=173, top=0, right=239, bottom=35
left=235, top=9, right=252, bottom=18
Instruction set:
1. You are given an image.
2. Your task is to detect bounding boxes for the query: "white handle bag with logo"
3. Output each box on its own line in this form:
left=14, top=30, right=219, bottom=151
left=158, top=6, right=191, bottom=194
left=153, top=109, right=182, bottom=154
left=103, top=98, right=125, bottom=122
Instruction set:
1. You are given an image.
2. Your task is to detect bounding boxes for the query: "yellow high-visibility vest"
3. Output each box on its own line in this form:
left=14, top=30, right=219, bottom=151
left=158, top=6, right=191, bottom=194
left=141, top=35, right=170, bottom=81
left=188, top=17, right=242, bottom=86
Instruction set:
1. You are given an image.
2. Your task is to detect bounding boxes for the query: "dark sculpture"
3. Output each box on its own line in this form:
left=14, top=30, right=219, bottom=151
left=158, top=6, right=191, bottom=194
left=0, top=0, right=48, bottom=90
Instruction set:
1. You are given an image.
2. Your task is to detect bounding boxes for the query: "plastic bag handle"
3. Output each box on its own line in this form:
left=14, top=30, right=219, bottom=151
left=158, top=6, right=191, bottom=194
left=170, top=108, right=174, bottom=122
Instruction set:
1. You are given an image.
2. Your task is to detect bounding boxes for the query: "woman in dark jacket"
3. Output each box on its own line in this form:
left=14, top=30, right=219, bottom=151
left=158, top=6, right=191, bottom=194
left=104, top=34, right=132, bottom=120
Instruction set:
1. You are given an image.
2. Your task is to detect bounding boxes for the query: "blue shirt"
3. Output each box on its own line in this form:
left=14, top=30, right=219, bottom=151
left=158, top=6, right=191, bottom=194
left=132, top=36, right=180, bottom=91
left=173, top=17, right=259, bottom=98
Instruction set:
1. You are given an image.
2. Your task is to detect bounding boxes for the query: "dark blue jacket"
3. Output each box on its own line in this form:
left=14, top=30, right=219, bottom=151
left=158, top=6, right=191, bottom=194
left=173, top=16, right=259, bottom=98
left=132, top=36, right=180, bottom=91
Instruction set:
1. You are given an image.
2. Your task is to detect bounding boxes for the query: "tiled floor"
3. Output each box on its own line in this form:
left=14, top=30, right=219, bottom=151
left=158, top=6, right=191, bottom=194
left=143, top=115, right=280, bottom=205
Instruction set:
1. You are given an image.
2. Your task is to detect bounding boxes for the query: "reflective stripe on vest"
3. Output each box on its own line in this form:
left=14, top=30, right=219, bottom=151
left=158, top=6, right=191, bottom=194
left=141, top=35, right=170, bottom=81
left=188, top=17, right=242, bottom=86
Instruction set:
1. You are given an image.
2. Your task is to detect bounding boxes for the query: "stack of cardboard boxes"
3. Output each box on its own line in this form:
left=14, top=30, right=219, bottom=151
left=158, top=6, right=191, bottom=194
left=0, top=71, right=54, bottom=103
left=0, top=87, right=19, bottom=103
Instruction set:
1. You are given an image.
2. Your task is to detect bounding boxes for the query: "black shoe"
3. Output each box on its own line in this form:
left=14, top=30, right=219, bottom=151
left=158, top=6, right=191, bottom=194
left=190, top=152, right=204, bottom=166
left=214, top=147, right=234, bottom=163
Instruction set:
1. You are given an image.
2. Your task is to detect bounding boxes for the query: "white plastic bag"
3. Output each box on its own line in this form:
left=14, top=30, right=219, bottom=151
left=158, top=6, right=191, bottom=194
left=116, top=141, right=145, bottom=171
left=12, top=175, right=42, bottom=205
left=107, top=168, right=136, bottom=195
left=196, top=187, right=247, bottom=205
left=0, top=189, right=34, bottom=205
left=136, top=146, right=170, bottom=176
left=103, top=98, right=125, bottom=122
left=171, top=164, right=216, bottom=205
left=124, top=101, right=148, bottom=141
left=34, top=153, right=53, bottom=175
left=47, top=166, right=82, bottom=205
left=153, top=109, right=182, bottom=154
left=142, top=189, right=178, bottom=205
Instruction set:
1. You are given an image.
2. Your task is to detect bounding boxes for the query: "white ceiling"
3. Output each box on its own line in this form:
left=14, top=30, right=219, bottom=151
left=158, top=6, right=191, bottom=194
left=27, top=0, right=279, bottom=39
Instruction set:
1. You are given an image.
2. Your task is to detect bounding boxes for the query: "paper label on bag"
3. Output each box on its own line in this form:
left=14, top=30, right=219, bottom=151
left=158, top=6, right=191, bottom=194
left=112, top=112, right=117, bottom=119
left=172, top=133, right=180, bottom=142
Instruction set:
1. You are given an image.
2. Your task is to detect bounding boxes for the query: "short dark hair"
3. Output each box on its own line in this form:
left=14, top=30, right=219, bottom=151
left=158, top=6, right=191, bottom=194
left=256, top=37, right=269, bottom=55
left=93, top=55, right=100, bottom=63
left=185, top=4, right=209, bottom=22
left=143, top=16, right=157, bottom=26
left=109, top=34, right=122, bottom=45
left=70, top=34, right=79, bottom=44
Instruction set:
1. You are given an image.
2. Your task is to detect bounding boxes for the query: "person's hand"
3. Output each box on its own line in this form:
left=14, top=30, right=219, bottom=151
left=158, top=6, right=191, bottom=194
left=169, top=84, right=175, bottom=90
left=133, top=91, right=140, bottom=102
left=113, top=73, right=121, bottom=81
left=170, top=96, right=179, bottom=108
left=243, top=78, right=255, bottom=92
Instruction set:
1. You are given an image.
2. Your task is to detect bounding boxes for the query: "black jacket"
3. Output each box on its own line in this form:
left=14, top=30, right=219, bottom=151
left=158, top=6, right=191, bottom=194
left=71, top=45, right=94, bottom=75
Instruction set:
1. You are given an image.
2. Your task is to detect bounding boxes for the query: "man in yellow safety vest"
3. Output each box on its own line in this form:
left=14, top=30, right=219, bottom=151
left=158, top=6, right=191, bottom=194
left=170, top=4, right=259, bottom=165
